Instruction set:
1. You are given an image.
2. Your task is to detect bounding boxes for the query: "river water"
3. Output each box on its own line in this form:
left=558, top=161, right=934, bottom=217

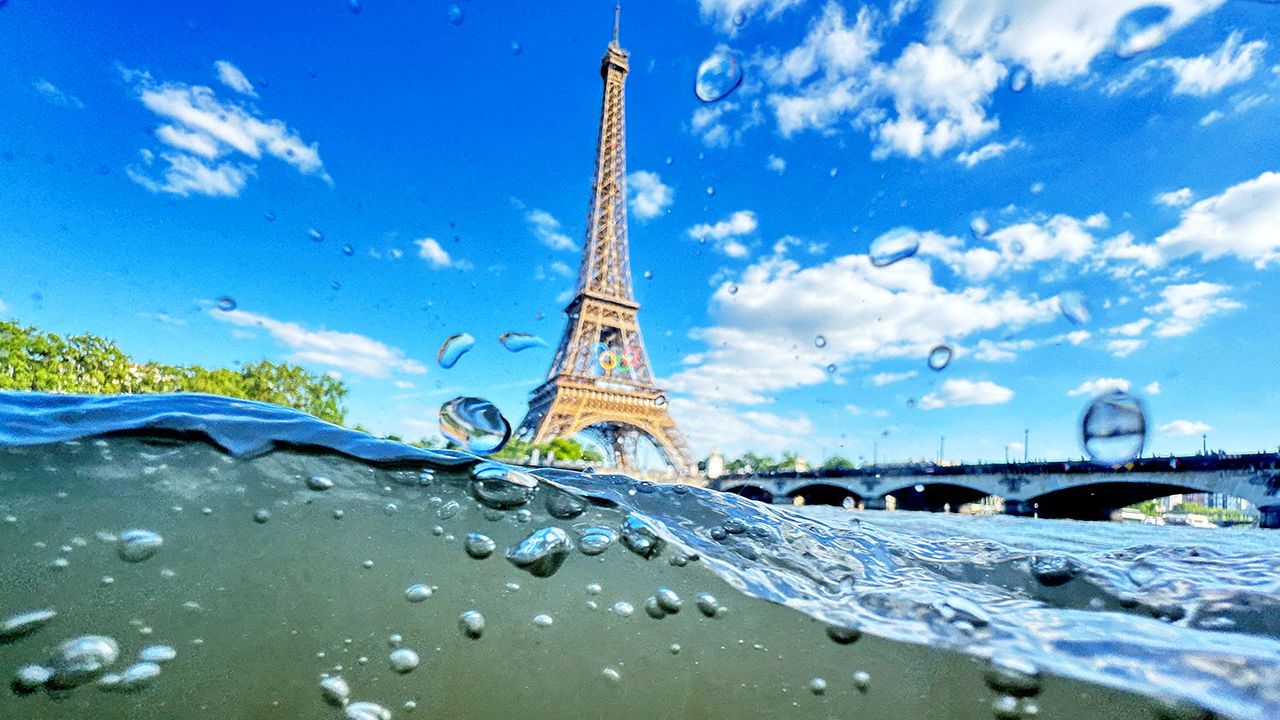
left=1, top=392, right=1278, bottom=720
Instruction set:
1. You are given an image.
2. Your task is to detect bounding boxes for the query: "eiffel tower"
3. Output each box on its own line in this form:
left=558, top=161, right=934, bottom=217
left=516, top=6, right=694, bottom=475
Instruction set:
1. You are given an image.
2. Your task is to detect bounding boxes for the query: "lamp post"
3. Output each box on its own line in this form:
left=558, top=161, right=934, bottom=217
left=1024, top=428, right=1029, bottom=462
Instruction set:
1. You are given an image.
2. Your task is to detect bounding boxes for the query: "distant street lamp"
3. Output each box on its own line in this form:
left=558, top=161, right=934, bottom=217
left=1202, top=434, right=1207, bottom=455
left=1024, top=428, right=1029, bottom=462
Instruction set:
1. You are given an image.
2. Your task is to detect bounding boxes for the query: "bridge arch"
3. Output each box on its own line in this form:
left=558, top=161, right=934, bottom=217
left=720, top=483, right=775, bottom=503
left=1026, top=480, right=1210, bottom=521
left=788, top=483, right=862, bottom=507
left=882, top=481, right=996, bottom=513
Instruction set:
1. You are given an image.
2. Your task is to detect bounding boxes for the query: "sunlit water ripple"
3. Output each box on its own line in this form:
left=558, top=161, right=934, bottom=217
left=1, top=391, right=1278, bottom=720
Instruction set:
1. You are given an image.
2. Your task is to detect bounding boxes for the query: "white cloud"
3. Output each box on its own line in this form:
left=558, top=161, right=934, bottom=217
left=213, top=60, right=257, bottom=97
left=869, top=370, right=917, bottom=386
left=1155, top=188, right=1194, bottom=207
left=919, top=378, right=1014, bottom=409
left=670, top=396, right=815, bottom=456
left=121, top=65, right=327, bottom=197
left=1146, top=281, right=1241, bottom=338
left=1106, top=339, right=1146, bottom=357
left=627, top=171, right=673, bottom=221
left=1067, top=377, right=1131, bottom=397
left=688, top=210, right=759, bottom=258
left=125, top=151, right=253, bottom=197
left=32, top=79, right=83, bottom=109
left=1199, top=109, right=1225, bottom=126
left=931, top=0, right=1226, bottom=84
left=765, top=154, right=786, bottom=173
left=0, top=298, right=8, bottom=314
left=414, top=237, right=467, bottom=270
left=549, top=261, right=574, bottom=278
left=523, top=207, right=576, bottom=251
left=1162, top=32, right=1266, bottom=96
left=393, top=380, right=415, bottom=390
left=1159, top=419, right=1211, bottom=437
left=211, top=308, right=427, bottom=378
left=665, top=253, right=1056, bottom=404
left=697, top=0, right=803, bottom=34
left=1148, top=170, right=1280, bottom=268
left=955, top=138, right=1025, bottom=168
left=1145, top=381, right=1161, bottom=395
left=918, top=214, right=1102, bottom=281
left=875, top=42, right=1006, bottom=159
left=1106, top=318, right=1152, bottom=337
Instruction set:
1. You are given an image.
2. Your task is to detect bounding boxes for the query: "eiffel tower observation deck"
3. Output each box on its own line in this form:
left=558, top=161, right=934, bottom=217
left=516, top=6, right=695, bottom=476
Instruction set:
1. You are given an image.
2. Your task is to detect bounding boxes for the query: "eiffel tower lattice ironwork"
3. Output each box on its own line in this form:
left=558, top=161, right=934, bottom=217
left=516, top=6, right=694, bottom=474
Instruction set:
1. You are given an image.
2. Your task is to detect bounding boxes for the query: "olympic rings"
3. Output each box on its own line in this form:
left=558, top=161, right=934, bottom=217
left=595, top=343, right=642, bottom=376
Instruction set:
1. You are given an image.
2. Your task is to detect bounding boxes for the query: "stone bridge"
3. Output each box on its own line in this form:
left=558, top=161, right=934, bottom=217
left=706, top=453, right=1280, bottom=528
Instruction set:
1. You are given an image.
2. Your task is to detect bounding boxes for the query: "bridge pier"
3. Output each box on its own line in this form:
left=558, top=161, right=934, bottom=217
left=862, top=496, right=887, bottom=511
left=1004, top=499, right=1036, bottom=518
left=1260, top=506, right=1280, bottom=530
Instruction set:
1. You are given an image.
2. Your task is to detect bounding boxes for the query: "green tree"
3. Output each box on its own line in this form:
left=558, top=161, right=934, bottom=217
left=0, top=320, right=348, bottom=425
left=822, top=456, right=855, bottom=471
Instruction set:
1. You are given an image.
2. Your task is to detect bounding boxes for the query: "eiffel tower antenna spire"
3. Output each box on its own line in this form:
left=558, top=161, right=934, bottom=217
left=516, top=7, right=695, bottom=477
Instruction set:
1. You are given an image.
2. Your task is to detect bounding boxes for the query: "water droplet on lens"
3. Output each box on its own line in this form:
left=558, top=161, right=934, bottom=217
left=1058, top=291, right=1090, bottom=325
left=446, top=3, right=464, bottom=25
left=1114, top=6, right=1173, bottom=58
left=405, top=584, right=433, bottom=602
left=471, top=462, right=537, bottom=508
left=578, top=527, right=616, bottom=556
left=253, top=508, right=271, bottom=523
left=13, top=665, right=52, bottom=691
left=460, top=610, right=485, bottom=638
left=506, top=527, right=572, bottom=577
left=984, top=655, right=1043, bottom=697
left=389, top=648, right=419, bottom=673
left=670, top=643, right=681, bottom=654
left=644, top=596, right=667, bottom=619
left=215, top=296, right=237, bottom=312
left=852, top=670, right=871, bottom=691
left=970, top=216, right=991, bottom=239
left=346, top=701, right=393, bottom=720
left=728, top=284, right=738, bottom=294
left=347, top=0, right=361, bottom=13
left=309, top=228, right=324, bottom=243
left=808, top=677, right=827, bottom=695
left=869, top=228, right=919, bottom=267
left=439, top=397, right=511, bottom=454
left=1, top=609, right=57, bottom=640
left=510, top=40, right=523, bottom=55
left=533, top=614, right=553, bottom=627
left=307, top=475, right=334, bottom=491
left=695, top=594, right=719, bottom=617
left=705, top=186, right=715, bottom=196
left=694, top=49, right=744, bottom=103
left=546, top=491, right=586, bottom=519
left=602, top=666, right=621, bottom=682
left=1010, top=68, right=1030, bottom=92
left=1081, top=391, right=1146, bottom=466
left=464, top=533, right=496, bottom=559
left=321, top=675, right=351, bottom=706
left=654, top=395, right=668, bottom=407
left=499, top=332, right=547, bottom=352
left=47, top=635, right=120, bottom=688
left=826, top=363, right=837, bottom=374
left=643, top=270, right=654, bottom=279
left=814, top=335, right=827, bottom=348
left=113, top=662, right=161, bottom=691
left=138, top=645, right=175, bottom=663
left=656, top=588, right=682, bottom=613
left=992, top=695, right=1021, bottom=719
left=341, top=243, right=354, bottom=256
left=927, top=345, right=953, bottom=371
left=437, top=333, right=475, bottom=368
left=620, top=515, right=663, bottom=559
left=118, top=529, right=162, bottom=562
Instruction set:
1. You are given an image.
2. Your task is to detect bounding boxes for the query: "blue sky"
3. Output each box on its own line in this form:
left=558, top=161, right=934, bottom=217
left=2, top=0, right=1280, bottom=465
